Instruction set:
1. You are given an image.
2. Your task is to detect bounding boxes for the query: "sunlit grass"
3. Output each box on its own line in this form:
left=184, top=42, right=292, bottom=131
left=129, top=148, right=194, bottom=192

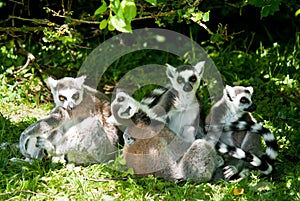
left=0, top=39, right=299, bottom=200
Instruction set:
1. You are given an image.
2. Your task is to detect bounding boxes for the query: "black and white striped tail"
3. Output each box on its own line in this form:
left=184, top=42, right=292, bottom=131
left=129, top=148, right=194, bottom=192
left=224, top=120, right=278, bottom=161
left=140, top=87, right=168, bottom=108
left=215, top=141, right=273, bottom=175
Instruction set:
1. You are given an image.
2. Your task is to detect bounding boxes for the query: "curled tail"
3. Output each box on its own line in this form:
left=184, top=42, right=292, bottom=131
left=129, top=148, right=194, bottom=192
left=19, top=122, right=45, bottom=160
left=224, top=120, right=278, bottom=161
left=215, top=141, right=273, bottom=175
left=140, top=86, right=168, bottom=108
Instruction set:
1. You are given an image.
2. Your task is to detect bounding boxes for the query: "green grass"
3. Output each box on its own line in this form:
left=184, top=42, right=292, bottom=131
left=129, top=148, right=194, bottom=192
left=1, top=37, right=300, bottom=200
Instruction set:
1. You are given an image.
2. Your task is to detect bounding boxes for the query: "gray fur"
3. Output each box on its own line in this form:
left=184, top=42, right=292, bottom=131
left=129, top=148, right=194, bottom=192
left=139, top=62, right=206, bottom=143
left=19, top=106, right=71, bottom=161
left=205, top=85, right=275, bottom=179
left=20, top=76, right=119, bottom=164
left=109, top=92, right=220, bottom=182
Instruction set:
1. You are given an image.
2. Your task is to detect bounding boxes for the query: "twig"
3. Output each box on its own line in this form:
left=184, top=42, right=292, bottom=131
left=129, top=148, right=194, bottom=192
left=84, top=177, right=128, bottom=182
left=16, top=52, right=35, bottom=73
left=9, top=15, right=53, bottom=25
left=55, top=15, right=100, bottom=25
left=0, top=27, right=45, bottom=32
left=199, top=22, right=214, bottom=35
left=0, top=190, right=57, bottom=199
left=8, top=0, right=24, bottom=5
left=15, top=49, right=49, bottom=90
left=32, top=62, right=50, bottom=91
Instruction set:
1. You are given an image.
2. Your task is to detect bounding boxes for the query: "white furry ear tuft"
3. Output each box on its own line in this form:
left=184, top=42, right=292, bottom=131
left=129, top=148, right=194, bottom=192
left=166, top=63, right=176, bottom=79
left=246, top=86, right=254, bottom=94
left=116, top=88, right=125, bottom=94
left=46, top=77, right=57, bottom=90
left=225, top=85, right=235, bottom=100
left=194, top=61, right=205, bottom=75
left=75, top=75, right=86, bottom=87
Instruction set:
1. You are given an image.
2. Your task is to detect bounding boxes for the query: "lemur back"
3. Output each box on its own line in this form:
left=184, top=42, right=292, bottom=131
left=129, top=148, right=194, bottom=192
left=205, top=85, right=278, bottom=179
left=109, top=91, right=226, bottom=182
left=20, top=76, right=119, bottom=163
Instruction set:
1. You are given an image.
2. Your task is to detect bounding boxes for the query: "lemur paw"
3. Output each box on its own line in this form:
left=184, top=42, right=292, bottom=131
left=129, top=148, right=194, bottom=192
left=215, top=155, right=224, bottom=168
left=123, top=130, right=135, bottom=147
left=223, top=165, right=238, bottom=180
left=37, top=137, right=55, bottom=154
left=124, top=136, right=135, bottom=147
left=52, top=156, right=67, bottom=164
left=239, top=168, right=250, bottom=178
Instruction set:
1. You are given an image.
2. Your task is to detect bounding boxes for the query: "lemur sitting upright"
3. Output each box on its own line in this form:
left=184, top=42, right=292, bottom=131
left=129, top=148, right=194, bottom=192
left=205, top=85, right=278, bottom=179
left=124, top=61, right=206, bottom=147
left=20, top=76, right=119, bottom=164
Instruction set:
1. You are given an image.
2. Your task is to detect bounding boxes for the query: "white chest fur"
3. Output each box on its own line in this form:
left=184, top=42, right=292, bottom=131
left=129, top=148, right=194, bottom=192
left=168, top=95, right=199, bottom=142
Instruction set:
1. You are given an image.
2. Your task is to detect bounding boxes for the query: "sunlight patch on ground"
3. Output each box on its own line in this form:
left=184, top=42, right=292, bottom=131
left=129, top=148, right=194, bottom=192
left=0, top=102, right=52, bottom=122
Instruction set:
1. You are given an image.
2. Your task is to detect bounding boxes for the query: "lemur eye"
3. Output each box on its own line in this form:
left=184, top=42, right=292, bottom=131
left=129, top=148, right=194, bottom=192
left=240, top=97, right=249, bottom=104
left=189, top=75, right=197, bottom=83
left=59, top=95, right=66, bottom=101
left=177, top=77, right=184, bottom=83
left=72, top=93, right=79, bottom=100
left=117, top=96, right=125, bottom=102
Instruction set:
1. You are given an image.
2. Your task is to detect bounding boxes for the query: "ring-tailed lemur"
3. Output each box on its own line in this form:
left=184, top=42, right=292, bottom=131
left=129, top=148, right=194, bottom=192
left=20, top=76, right=119, bottom=164
left=124, top=61, right=206, bottom=146
left=108, top=91, right=225, bottom=182
left=205, top=85, right=278, bottom=179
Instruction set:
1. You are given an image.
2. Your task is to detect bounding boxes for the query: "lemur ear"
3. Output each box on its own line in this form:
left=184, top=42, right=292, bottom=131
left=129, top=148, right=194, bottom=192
left=246, top=86, right=254, bottom=94
left=225, top=85, right=235, bottom=101
left=166, top=63, right=176, bottom=79
left=194, top=61, right=205, bottom=76
left=75, top=75, right=86, bottom=88
left=46, top=77, right=57, bottom=90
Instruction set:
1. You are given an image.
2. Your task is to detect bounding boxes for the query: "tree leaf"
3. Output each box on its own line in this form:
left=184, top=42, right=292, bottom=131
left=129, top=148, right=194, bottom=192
left=191, top=12, right=202, bottom=23
left=110, top=15, right=132, bottom=33
left=121, top=0, right=137, bottom=21
left=111, top=0, right=121, bottom=14
left=296, top=9, right=300, bottom=16
left=233, top=188, right=244, bottom=195
left=110, top=15, right=126, bottom=29
left=99, top=19, right=107, bottom=30
left=145, top=0, right=157, bottom=6
left=94, top=1, right=107, bottom=16
left=108, top=21, right=115, bottom=31
left=202, top=11, right=210, bottom=22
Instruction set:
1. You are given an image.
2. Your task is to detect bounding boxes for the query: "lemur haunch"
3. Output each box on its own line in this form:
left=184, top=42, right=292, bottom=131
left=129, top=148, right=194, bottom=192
left=20, top=76, right=119, bottom=164
left=109, top=91, right=227, bottom=182
left=205, top=85, right=278, bottom=179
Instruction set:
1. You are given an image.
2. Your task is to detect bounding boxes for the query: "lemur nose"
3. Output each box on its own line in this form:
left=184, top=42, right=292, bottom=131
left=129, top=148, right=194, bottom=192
left=67, top=102, right=76, bottom=110
left=245, top=103, right=256, bottom=112
left=183, top=83, right=193, bottom=92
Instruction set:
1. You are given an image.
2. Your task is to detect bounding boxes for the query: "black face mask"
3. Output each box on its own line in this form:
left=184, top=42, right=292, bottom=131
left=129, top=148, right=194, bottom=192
left=244, top=103, right=257, bottom=112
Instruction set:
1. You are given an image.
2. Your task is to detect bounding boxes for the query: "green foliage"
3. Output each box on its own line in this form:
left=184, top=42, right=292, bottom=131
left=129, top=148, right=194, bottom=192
left=248, top=0, right=282, bottom=18
left=95, top=0, right=137, bottom=32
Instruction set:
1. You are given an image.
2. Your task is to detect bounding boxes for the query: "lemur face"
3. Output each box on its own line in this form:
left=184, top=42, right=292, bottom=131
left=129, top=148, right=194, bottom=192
left=107, top=92, right=139, bottom=125
left=166, top=61, right=205, bottom=93
left=225, top=85, right=256, bottom=112
left=115, top=92, right=139, bottom=119
left=47, top=76, right=86, bottom=110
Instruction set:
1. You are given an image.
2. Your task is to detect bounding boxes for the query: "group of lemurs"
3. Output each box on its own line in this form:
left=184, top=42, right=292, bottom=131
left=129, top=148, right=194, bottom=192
left=19, top=60, right=278, bottom=182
